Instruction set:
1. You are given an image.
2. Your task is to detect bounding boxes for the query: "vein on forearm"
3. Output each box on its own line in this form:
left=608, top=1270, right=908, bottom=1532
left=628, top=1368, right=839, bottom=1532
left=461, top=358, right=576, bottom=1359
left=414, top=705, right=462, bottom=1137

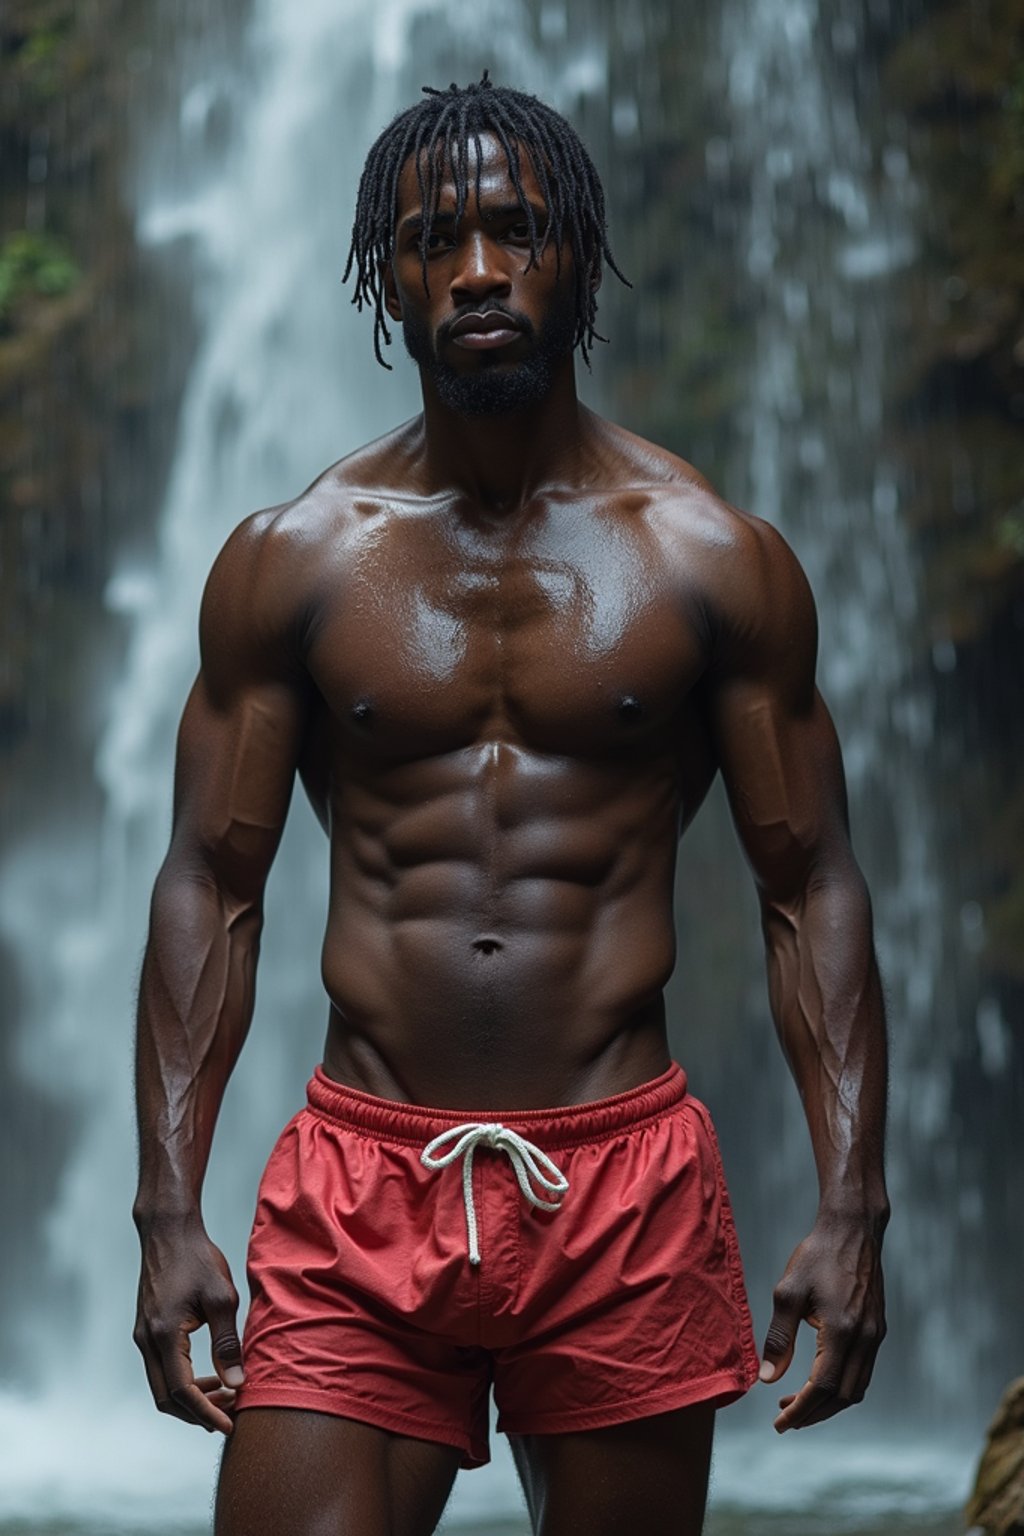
left=761, top=864, right=887, bottom=1206
left=136, top=863, right=262, bottom=1207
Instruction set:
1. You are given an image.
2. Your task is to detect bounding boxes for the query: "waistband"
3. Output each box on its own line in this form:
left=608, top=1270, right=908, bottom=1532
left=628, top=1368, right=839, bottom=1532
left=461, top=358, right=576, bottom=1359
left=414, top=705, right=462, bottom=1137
left=306, top=1061, right=688, bottom=1151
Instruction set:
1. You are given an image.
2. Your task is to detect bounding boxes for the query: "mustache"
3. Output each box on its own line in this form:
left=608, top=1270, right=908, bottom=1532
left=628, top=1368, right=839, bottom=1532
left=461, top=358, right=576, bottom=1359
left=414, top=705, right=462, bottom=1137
left=437, top=304, right=535, bottom=345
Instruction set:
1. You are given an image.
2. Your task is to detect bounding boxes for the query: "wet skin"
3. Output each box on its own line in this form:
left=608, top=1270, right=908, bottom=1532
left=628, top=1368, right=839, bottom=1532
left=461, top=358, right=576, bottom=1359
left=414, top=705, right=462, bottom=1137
left=133, top=135, right=889, bottom=1533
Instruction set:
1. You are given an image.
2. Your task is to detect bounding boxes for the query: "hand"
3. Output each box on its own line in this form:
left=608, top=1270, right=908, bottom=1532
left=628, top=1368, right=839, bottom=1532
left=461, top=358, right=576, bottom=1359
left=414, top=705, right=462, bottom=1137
left=759, top=1212, right=887, bottom=1432
left=133, top=1215, right=244, bottom=1434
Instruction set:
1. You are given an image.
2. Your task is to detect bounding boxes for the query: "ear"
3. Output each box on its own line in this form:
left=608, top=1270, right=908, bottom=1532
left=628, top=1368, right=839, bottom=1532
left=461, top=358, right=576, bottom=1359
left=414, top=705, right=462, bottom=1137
left=382, top=258, right=402, bottom=323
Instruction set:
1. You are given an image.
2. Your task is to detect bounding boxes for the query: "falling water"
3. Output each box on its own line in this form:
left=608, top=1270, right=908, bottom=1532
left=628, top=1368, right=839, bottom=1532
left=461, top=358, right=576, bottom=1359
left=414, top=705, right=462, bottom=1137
left=0, top=1, right=612, bottom=1525
left=708, top=0, right=996, bottom=1424
left=0, top=0, right=992, bottom=1527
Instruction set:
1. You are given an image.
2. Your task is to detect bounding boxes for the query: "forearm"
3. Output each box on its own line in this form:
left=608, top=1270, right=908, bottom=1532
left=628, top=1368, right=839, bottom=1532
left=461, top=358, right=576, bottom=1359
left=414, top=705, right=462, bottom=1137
left=761, top=862, right=889, bottom=1226
left=133, top=860, right=262, bottom=1228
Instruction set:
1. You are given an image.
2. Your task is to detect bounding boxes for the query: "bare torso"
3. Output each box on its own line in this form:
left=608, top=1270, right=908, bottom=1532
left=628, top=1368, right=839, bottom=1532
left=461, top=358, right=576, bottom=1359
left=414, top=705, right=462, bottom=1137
left=275, top=412, right=724, bottom=1107
left=133, top=110, right=889, bottom=1460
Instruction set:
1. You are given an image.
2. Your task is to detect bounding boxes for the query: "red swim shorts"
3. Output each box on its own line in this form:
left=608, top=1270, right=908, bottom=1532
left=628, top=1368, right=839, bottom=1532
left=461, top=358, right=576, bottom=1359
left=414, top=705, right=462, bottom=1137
left=237, top=1063, right=760, bottom=1467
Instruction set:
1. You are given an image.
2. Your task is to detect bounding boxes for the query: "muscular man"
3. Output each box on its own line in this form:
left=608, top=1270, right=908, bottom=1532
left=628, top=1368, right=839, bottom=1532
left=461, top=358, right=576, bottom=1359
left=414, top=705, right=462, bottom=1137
left=133, top=75, right=889, bottom=1536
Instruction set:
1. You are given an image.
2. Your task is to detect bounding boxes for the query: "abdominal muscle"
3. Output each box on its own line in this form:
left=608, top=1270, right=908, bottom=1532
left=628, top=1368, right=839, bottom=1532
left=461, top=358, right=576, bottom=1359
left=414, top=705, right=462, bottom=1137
left=318, top=746, right=681, bottom=1110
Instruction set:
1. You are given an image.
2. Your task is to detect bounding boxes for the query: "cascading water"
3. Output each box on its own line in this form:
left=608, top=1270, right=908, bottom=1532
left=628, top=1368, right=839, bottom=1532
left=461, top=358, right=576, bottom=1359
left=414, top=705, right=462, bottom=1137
left=0, top=1, right=610, bottom=1525
left=707, top=0, right=998, bottom=1428
left=0, top=0, right=994, bottom=1528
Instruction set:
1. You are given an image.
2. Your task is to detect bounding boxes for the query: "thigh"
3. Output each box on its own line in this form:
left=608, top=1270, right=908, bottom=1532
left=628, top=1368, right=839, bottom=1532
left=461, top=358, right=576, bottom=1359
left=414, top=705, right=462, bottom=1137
left=509, top=1402, right=716, bottom=1536
left=215, top=1407, right=461, bottom=1536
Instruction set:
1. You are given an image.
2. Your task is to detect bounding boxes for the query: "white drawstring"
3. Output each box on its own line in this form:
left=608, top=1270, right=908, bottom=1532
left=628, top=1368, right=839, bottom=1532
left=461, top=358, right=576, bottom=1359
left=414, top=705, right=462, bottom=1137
left=420, top=1122, right=570, bottom=1266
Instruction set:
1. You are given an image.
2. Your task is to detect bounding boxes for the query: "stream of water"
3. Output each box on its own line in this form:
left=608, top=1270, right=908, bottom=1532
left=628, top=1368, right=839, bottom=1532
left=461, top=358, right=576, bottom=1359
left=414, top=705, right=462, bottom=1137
left=0, top=0, right=997, bottom=1527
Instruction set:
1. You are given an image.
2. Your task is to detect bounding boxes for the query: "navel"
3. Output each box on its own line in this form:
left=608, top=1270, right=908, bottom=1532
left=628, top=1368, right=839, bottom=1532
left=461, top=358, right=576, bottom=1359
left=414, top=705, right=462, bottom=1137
left=472, top=937, right=504, bottom=956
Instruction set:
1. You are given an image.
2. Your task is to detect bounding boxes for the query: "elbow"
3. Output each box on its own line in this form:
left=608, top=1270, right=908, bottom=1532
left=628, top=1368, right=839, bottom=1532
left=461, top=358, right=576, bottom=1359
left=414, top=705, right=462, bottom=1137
left=155, top=836, right=270, bottom=927
left=757, top=842, right=871, bottom=930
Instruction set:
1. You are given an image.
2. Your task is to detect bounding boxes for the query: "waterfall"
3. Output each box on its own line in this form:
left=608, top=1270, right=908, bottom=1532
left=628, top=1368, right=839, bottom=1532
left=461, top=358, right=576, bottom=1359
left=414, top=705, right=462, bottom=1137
left=710, top=0, right=992, bottom=1426
left=0, top=0, right=987, bottom=1527
left=0, top=1, right=607, bottom=1525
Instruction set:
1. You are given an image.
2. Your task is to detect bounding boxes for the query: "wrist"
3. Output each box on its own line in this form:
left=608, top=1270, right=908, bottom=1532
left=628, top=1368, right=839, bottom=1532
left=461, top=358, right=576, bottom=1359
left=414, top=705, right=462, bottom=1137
left=132, top=1199, right=204, bottom=1237
left=815, top=1194, right=890, bottom=1238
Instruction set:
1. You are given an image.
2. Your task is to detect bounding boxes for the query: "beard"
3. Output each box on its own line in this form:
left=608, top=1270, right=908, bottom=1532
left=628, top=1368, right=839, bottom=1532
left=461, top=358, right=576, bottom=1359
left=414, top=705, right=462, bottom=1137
left=401, top=285, right=577, bottom=416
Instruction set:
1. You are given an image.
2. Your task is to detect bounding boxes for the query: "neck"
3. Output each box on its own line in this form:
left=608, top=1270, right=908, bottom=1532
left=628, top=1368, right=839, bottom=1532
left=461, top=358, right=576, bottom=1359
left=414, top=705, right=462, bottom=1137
left=417, top=355, right=591, bottom=513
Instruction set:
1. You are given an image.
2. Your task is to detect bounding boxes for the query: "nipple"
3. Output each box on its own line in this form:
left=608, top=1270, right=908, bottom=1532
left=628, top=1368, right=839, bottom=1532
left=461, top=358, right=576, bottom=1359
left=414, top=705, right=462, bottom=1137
left=352, top=700, right=374, bottom=725
left=618, top=695, right=643, bottom=722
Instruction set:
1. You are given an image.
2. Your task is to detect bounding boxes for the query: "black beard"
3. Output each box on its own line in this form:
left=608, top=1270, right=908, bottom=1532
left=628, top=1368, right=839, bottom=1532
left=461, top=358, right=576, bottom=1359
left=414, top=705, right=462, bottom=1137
left=401, top=289, right=577, bottom=416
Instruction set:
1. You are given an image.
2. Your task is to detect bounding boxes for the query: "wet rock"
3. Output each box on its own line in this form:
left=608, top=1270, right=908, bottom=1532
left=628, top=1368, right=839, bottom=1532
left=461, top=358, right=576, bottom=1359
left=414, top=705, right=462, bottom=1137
left=967, top=1377, right=1024, bottom=1534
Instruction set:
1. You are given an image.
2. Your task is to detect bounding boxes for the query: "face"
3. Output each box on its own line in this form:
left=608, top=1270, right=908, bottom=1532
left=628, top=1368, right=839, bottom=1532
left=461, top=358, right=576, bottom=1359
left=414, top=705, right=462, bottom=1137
left=384, top=132, right=580, bottom=416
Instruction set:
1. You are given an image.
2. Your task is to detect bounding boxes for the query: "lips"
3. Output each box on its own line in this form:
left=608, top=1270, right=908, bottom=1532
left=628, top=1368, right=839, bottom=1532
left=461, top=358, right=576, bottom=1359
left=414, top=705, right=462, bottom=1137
left=448, top=311, right=523, bottom=351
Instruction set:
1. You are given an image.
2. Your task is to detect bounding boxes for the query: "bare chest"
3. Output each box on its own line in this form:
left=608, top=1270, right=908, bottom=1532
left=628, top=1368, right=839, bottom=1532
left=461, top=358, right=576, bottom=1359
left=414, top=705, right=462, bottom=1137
left=305, top=512, right=706, bottom=759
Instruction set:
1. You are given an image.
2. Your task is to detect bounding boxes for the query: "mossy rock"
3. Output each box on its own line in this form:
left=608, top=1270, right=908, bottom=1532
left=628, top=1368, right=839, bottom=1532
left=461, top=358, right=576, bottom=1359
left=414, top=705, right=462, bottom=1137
left=0, top=230, right=79, bottom=326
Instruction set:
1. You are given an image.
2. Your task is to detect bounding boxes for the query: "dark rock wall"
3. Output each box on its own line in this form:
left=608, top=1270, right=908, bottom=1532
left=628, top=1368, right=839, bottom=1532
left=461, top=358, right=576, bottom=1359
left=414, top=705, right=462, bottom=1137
left=0, top=0, right=209, bottom=1376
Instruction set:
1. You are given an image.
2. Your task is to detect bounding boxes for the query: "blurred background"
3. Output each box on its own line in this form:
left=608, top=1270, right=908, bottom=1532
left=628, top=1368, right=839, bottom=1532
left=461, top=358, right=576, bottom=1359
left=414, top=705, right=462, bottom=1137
left=0, top=0, right=1021, bottom=1532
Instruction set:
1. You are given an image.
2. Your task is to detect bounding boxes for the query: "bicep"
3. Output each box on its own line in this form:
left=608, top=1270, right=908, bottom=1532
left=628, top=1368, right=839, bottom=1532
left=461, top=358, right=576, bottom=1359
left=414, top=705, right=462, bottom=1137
left=166, top=523, right=310, bottom=901
left=705, top=522, right=854, bottom=900
left=710, top=676, right=853, bottom=900
left=169, top=673, right=305, bottom=896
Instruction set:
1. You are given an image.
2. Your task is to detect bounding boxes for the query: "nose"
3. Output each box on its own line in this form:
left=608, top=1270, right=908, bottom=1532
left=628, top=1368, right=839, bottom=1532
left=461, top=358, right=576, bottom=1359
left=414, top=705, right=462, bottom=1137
left=449, top=230, right=512, bottom=308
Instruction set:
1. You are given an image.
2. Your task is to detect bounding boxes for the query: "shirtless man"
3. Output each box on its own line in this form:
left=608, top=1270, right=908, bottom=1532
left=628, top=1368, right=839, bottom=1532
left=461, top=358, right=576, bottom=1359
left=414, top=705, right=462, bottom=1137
left=132, top=76, right=889, bottom=1536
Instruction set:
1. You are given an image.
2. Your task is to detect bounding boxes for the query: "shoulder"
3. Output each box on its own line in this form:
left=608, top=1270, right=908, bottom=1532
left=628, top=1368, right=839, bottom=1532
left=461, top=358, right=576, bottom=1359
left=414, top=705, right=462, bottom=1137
left=202, top=423, right=417, bottom=634
left=197, top=459, right=362, bottom=690
left=656, top=485, right=814, bottom=638
left=597, top=416, right=817, bottom=666
left=202, top=496, right=322, bottom=646
left=656, top=488, right=817, bottom=686
left=619, top=435, right=814, bottom=646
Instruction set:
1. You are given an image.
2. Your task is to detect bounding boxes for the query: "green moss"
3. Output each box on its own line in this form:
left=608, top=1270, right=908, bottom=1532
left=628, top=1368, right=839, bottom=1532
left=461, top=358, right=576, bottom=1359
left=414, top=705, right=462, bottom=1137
left=997, top=506, right=1024, bottom=558
left=20, top=27, right=62, bottom=67
left=1, top=4, right=76, bottom=103
left=0, top=231, right=79, bottom=324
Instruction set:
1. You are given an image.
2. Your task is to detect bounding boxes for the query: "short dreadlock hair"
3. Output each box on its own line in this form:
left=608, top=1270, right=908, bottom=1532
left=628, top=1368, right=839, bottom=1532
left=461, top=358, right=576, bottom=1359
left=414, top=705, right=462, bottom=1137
left=342, top=70, right=629, bottom=370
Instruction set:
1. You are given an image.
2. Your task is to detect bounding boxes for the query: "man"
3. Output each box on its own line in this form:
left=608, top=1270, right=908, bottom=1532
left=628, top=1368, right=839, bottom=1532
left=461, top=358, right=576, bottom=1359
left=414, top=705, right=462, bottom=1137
left=133, top=74, right=889, bottom=1536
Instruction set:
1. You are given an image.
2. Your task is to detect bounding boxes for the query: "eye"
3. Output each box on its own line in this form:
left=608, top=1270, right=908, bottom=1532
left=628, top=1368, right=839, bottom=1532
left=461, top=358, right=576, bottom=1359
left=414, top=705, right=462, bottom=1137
left=412, top=230, right=452, bottom=253
left=506, top=220, right=534, bottom=242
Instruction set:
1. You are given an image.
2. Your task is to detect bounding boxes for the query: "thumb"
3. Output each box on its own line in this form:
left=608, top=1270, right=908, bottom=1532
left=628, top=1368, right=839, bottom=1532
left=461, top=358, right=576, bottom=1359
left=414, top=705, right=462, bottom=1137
left=760, top=1280, right=802, bottom=1383
left=207, top=1294, right=245, bottom=1390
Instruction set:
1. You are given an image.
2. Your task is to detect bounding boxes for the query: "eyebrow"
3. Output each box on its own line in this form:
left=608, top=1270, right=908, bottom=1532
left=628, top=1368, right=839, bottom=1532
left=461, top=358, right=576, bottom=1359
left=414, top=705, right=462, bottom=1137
left=399, top=201, right=549, bottom=236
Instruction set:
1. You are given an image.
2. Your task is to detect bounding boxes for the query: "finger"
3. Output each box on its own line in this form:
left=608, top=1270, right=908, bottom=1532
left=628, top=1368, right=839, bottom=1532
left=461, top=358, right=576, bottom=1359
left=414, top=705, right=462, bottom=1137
left=194, top=1374, right=239, bottom=1412
left=774, top=1379, right=839, bottom=1432
left=155, top=1317, right=234, bottom=1435
left=136, top=1321, right=203, bottom=1424
left=206, top=1287, right=245, bottom=1391
left=759, top=1279, right=806, bottom=1384
left=134, top=1320, right=171, bottom=1407
left=842, top=1325, right=883, bottom=1408
left=156, top=1395, right=205, bottom=1426
left=170, top=1381, right=235, bottom=1434
left=852, top=1349, right=877, bottom=1403
left=774, top=1358, right=854, bottom=1431
left=773, top=1322, right=851, bottom=1431
left=138, top=1321, right=203, bottom=1427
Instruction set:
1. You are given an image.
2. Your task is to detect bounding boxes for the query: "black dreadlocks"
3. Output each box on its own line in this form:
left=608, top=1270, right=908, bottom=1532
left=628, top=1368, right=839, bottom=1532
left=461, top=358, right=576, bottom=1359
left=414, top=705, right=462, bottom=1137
left=342, top=71, right=630, bottom=370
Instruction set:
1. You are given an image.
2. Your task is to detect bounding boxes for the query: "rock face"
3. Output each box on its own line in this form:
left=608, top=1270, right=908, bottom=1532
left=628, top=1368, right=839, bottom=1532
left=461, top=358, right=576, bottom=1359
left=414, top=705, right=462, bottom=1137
left=967, top=1377, right=1024, bottom=1534
left=0, top=0, right=206, bottom=1377
left=0, top=0, right=199, bottom=808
